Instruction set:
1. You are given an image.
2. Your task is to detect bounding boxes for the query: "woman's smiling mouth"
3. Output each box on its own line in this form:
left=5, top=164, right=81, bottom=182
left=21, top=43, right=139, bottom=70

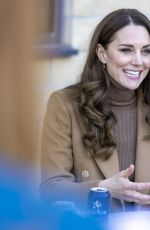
left=123, top=69, right=142, bottom=79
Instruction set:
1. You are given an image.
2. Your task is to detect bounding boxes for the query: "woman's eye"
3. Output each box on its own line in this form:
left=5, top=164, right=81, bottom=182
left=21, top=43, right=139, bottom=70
left=119, top=48, right=132, bottom=53
left=142, top=49, right=150, bottom=56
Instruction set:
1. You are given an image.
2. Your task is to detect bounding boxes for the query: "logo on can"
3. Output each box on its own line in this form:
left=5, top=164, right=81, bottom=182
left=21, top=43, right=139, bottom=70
left=88, top=187, right=110, bottom=218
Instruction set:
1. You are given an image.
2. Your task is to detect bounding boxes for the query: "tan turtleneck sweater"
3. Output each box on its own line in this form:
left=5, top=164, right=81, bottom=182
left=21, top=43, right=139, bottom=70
left=109, top=78, right=137, bottom=182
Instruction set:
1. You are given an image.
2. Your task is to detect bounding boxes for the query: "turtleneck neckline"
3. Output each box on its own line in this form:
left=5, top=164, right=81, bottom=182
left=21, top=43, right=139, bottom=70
left=109, top=77, right=137, bottom=108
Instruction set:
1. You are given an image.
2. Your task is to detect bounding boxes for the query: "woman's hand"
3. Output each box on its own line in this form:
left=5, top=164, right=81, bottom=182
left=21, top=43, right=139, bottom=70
left=98, top=165, right=150, bottom=204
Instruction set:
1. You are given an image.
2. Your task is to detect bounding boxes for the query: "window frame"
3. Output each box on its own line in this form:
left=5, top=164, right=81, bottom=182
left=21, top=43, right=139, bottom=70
left=36, top=0, right=78, bottom=57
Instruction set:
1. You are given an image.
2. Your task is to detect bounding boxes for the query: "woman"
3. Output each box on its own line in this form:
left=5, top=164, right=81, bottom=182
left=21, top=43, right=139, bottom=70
left=40, top=9, right=150, bottom=212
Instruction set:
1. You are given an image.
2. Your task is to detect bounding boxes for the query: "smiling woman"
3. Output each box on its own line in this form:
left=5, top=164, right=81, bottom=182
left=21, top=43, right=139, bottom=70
left=40, top=9, right=150, bottom=213
left=97, top=25, right=150, bottom=90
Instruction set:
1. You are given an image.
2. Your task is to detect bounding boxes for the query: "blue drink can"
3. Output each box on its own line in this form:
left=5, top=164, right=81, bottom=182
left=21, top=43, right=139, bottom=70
left=88, top=187, right=110, bottom=223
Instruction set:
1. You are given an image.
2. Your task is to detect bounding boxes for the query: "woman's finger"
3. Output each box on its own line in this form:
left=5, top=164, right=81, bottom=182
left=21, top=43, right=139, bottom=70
left=124, top=190, right=150, bottom=204
left=118, top=164, right=134, bottom=178
left=127, top=181, right=150, bottom=191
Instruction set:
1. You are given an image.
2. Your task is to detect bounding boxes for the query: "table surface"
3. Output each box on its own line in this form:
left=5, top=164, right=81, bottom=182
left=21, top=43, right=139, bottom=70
left=109, top=211, right=150, bottom=230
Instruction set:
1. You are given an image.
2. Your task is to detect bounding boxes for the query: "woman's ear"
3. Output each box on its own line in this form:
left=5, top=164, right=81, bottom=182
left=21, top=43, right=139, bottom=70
left=96, top=44, right=107, bottom=64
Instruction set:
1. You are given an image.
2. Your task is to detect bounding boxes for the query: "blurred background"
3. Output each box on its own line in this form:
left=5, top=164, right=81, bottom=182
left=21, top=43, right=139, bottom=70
left=0, top=0, right=150, bottom=196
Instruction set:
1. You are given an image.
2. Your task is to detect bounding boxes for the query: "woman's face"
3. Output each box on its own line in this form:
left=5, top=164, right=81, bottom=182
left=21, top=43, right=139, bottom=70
left=97, top=24, right=150, bottom=90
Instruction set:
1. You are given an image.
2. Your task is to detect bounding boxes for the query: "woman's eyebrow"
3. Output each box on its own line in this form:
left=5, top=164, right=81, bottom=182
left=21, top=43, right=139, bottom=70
left=118, top=44, right=150, bottom=48
left=118, top=44, right=133, bottom=47
left=143, top=44, right=150, bottom=48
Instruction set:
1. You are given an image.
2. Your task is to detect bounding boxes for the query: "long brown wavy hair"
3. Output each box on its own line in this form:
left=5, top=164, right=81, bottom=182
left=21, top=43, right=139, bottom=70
left=71, top=9, right=150, bottom=160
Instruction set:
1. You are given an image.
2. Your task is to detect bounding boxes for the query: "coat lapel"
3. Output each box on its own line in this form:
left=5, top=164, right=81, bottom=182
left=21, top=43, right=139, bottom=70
left=94, top=150, right=119, bottom=178
left=73, top=100, right=119, bottom=179
left=135, top=96, right=150, bottom=182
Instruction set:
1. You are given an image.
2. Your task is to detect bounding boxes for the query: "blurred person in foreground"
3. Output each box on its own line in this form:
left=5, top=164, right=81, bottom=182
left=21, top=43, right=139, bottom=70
left=40, top=8, right=150, bottom=213
left=0, top=1, right=48, bottom=229
left=0, top=0, right=38, bottom=166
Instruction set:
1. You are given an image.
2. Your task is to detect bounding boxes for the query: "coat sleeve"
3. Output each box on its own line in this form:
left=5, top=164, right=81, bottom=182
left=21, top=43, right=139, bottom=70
left=40, top=91, right=99, bottom=210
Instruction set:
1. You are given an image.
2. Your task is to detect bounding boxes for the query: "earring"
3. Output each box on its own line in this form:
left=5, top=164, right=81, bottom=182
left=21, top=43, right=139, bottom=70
left=103, top=63, right=106, bottom=69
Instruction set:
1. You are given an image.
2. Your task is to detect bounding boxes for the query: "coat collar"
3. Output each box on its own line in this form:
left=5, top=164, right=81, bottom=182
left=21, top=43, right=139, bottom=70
left=73, top=95, right=150, bottom=180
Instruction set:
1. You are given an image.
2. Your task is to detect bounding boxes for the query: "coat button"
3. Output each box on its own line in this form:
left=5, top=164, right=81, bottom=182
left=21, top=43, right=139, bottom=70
left=82, top=170, right=89, bottom=178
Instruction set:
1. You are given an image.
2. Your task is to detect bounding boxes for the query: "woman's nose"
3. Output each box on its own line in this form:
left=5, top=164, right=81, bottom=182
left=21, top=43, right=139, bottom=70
left=131, top=52, right=143, bottom=66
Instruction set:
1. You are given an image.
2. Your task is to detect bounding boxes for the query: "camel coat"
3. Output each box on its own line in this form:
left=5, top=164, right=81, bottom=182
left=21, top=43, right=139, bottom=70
left=40, top=88, right=150, bottom=211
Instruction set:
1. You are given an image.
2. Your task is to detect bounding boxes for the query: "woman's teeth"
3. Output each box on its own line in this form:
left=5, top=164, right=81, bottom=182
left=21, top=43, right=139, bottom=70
left=123, top=69, right=141, bottom=78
